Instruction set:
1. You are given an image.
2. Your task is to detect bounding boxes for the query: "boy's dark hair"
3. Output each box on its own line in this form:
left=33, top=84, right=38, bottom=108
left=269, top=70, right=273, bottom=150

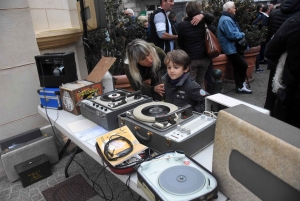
left=168, top=11, right=176, bottom=20
left=262, top=6, right=268, bottom=12
left=160, top=0, right=167, bottom=5
left=256, top=3, right=264, bottom=12
left=164, top=50, right=191, bottom=70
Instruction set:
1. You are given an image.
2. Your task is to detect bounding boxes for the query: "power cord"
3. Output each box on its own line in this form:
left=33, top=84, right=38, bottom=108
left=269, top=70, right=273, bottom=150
left=104, top=134, right=133, bottom=161
left=202, top=110, right=218, bottom=119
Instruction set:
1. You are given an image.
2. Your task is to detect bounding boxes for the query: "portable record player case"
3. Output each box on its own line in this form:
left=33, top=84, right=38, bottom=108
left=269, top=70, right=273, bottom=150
left=37, top=87, right=62, bottom=110
left=60, top=57, right=115, bottom=115
left=0, top=128, right=59, bottom=182
left=79, top=90, right=153, bottom=130
left=213, top=105, right=300, bottom=201
left=118, top=103, right=216, bottom=156
left=137, top=151, right=218, bottom=201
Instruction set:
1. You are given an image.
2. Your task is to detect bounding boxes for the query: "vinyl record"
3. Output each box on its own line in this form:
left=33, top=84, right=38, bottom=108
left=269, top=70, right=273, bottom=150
left=100, top=90, right=127, bottom=101
left=141, top=105, right=170, bottom=117
left=158, top=165, right=205, bottom=195
left=133, top=102, right=178, bottom=122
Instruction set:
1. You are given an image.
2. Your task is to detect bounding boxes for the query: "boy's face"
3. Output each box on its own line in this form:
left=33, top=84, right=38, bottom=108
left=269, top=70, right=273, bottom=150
left=166, top=61, right=189, bottom=80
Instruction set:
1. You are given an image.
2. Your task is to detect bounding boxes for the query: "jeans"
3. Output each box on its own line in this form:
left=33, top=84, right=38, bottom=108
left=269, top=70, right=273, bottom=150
left=189, top=57, right=210, bottom=89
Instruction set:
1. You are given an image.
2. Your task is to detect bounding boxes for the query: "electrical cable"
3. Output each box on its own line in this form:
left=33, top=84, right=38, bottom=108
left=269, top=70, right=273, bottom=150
left=103, top=134, right=133, bottom=161
left=92, top=165, right=109, bottom=200
left=40, top=60, right=64, bottom=150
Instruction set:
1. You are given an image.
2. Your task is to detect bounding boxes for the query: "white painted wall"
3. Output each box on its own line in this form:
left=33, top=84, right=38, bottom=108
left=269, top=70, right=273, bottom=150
left=0, top=0, right=88, bottom=178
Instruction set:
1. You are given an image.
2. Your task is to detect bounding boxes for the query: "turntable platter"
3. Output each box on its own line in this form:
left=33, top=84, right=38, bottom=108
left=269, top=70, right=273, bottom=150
left=133, top=102, right=178, bottom=122
left=158, top=166, right=205, bottom=195
left=100, top=90, right=127, bottom=101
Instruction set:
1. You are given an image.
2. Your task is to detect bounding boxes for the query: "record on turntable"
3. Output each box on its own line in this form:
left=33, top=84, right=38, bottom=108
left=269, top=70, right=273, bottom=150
left=100, top=90, right=128, bottom=101
left=133, top=102, right=178, bottom=122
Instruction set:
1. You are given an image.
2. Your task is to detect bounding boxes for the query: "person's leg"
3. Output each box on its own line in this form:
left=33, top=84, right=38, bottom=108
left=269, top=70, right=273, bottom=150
left=189, top=60, right=198, bottom=81
left=255, top=54, right=264, bottom=72
left=205, top=59, right=213, bottom=85
left=260, top=41, right=266, bottom=63
left=195, top=58, right=210, bottom=89
left=227, top=53, right=247, bottom=89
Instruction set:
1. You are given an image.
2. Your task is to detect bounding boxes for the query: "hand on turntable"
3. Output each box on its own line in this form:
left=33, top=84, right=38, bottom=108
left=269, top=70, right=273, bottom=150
left=154, top=84, right=165, bottom=96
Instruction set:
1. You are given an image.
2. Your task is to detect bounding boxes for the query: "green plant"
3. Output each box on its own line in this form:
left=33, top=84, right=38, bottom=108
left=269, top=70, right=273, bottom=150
left=87, top=0, right=147, bottom=75
left=204, top=0, right=267, bottom=47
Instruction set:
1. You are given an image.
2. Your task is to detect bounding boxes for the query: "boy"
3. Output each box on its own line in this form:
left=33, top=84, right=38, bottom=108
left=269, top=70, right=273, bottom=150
left=163, top=50, right=209, bottom=113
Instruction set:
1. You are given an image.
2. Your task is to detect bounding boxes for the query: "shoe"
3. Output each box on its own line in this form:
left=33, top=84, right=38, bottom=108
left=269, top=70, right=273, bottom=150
left=260, top=60, right=268, bottom=64
left=256, top=68, right=264, bottom=73
left=237, top=82, right=252, bottom=94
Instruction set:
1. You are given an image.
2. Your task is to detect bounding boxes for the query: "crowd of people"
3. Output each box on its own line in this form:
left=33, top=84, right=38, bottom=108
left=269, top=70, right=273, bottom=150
left=121, top=0, right=300, bottom=128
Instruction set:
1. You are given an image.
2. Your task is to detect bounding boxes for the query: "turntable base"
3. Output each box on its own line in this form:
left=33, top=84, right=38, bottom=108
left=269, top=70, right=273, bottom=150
left=137, top=152, right=218, bottom=201
left=119, top=102, right=216, bottom=156
left=80, top=89, right=152, bottom=130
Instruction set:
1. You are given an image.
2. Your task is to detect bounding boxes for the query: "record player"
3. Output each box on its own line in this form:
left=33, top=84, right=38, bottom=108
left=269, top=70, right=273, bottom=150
left=118, top=102, right=216, bottom=156
left=79, top=89, right=152, bottom=130
left=137, top=151, right=218, bottom=201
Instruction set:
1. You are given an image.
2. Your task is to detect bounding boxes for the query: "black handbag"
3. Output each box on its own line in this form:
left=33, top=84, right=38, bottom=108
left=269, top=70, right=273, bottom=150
left=235, top=37, right=248, bottom=53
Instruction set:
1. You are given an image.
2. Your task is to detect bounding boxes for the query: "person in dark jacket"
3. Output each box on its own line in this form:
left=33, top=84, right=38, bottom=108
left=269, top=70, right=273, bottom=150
left=264, top=0, right=300, bottom=116
left=178, top=1, right=214, bottom=90
left=124, top=39, right=166, bottom=101
left=149, top=0, right=205, bottom=53
left=253, top=6, right=270, bottom=72
left=163, top=50, right=209, bottom=113
left=168, top=11, right=178, bottom=35
left=264, top=12, right=300, bottom=128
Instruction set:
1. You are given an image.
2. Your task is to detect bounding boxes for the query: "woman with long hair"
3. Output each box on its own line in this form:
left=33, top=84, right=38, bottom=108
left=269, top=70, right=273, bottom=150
left=124, top=39, right=166, bottom=100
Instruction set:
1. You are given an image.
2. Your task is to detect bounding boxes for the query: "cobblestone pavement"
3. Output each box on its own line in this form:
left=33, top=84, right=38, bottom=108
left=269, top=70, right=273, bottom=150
left=0, top=64, right=269, bottom=201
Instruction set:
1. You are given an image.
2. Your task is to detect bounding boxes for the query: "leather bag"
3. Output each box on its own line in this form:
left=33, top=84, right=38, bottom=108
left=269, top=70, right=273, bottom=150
left=205, top=23, right=221, bottom=58
left=235, top=37, right=248, bottom=54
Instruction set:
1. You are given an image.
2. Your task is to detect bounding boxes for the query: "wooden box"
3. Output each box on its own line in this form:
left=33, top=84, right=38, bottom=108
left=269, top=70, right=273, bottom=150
left=60, top=57, right=116, bottom=115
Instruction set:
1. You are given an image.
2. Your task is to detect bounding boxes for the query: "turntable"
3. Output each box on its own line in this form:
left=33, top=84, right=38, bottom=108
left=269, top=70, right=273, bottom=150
left=137, top=151, right=218, bottom=201
left=118, top=102, right=216, bottom=156
left=79, top=89, right=152, bottom=130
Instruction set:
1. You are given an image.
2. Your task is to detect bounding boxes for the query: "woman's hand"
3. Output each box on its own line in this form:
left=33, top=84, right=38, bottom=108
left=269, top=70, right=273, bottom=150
left=154, top=84, right=165, bottom=96
left=191, top=14, right=204, bottom=26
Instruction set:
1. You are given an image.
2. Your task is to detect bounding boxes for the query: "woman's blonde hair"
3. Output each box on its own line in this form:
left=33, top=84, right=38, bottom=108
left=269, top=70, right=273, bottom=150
left=126, top=39, right=161, bottom=86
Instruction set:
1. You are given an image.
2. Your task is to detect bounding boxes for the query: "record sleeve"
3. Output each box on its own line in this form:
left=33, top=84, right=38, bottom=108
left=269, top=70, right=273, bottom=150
left=96, top=126, right=148, bottom=167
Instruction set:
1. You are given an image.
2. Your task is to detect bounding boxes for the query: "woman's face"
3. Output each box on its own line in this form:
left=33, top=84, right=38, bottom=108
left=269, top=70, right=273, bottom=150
left=138, top=54, right=153, bottom=67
